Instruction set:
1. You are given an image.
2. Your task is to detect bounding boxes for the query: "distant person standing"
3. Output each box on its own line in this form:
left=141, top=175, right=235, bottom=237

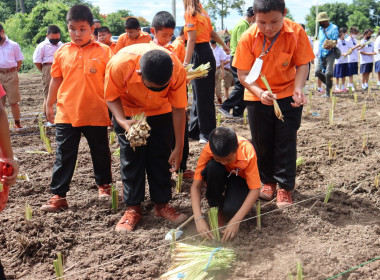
left=333, top=27, right=350, bottom=93
left=33, top=25, right=63, bottom=122
left=114, top=17, right=151, bottom=53
left=183, top=0, right=229, bottom=144
left=93, top=19, right=101, bottom=29
left=375, top=29, right=380, bottom=87
left=346, top=27, right=361, bottom=91
left=210, top=39, right=228, bottom=105
left=314, top=12, right=338, bottom=98
left=218, top=7, right=255, bottom=119
left=359, top=29, right=375, bottom=90
left=222, top=37, right=234, bottom=102
left=0, top=23, right=24, bottom=129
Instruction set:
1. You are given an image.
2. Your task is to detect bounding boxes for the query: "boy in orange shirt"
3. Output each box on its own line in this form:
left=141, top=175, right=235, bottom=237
left=114, top=17, right=151, bottom=53
left=97, top=26, right=117, bottom=53
left=105, top=42, right=188, bottom=232
left=234, top=0, right=314, bottom=208
left=171, top=27, right=186, bottom=63
left=191, top=127, right=260, bottom=242
left=40, top=4, right=113, bottom=212
left=150, top=11, right=193, bottom=178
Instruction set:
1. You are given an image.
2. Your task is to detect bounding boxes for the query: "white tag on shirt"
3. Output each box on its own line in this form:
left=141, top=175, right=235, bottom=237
left=245, top=58, right=263, bottom=84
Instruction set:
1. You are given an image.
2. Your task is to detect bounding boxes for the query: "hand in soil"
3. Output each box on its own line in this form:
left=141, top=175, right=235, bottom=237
left=221, top=221, right=240, bottom=242
left=195, top=218, right=214, bottom=240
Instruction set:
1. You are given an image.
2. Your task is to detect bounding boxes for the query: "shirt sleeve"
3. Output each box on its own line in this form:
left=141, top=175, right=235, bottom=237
left=185, top=12, right=198, bottom=31
left=235, top=24, right=248, bottom=41
left=232, top=31, right=256, bottom=71
left=167, top=56, right=187, bottom=108
left=104, top=56, right=132, bottom=102
left=293, top=28, right=315, bottom=66
left=330, top=25, right=339, bottom=40
left=193, top=145, right=213, bottom=181
left=114, top=33, right=126, bottom=53
left=33, top=44, right=43, bottom=63
left=15, top=43, right=24, bottom=61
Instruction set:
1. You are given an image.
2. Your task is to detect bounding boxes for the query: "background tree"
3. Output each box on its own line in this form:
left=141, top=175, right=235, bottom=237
left=136, top=16, right=150, bottom=27
left=203, top=0, right=244, bottom=30
left=105, top=11, right=127, bottom=36
left=347, top=11, right=371, bottom=32
left=285, top=7, right=295, bottom=22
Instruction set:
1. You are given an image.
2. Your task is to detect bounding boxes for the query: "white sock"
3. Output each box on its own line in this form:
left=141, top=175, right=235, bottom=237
left=377, top=81, right=380, bottom=86
left=335, top=85, right=340, bottom=90
left=341, top=84, right=346, bottom=90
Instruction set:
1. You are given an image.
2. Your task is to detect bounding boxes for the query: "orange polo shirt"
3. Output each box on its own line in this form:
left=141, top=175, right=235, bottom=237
left=51, top=39, right=112, bottom=126
left=171, top=37, right=186, bottom=63
left=109, top=42, right=117, bottom=54
left=233, top=18, right=315, bottom=101
left=114, top=31, right=152, bottom=53
left=184, top=4, right=212, bottom=44
left=194, top=136, right=261, bottom=190
left=104, top=42, right=187, bottom=117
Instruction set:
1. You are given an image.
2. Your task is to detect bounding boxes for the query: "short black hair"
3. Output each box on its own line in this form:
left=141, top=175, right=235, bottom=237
left=209, top=127, right=238, bottom=157
left=224, top=37, right=230, bottom=44
left=338, top=27, right=347, bottom=37
left=253, top=0, right=285, bottom=14
left=0, top=24, right=3, bottom=32
left=140, top=50, right=173, bottom=85
left=210, top=39, right=216, bottom=44
left=125, top=17, right=140, bottom=29
left=98, top=26, right=111, bottom=34
left=246, top=6, right=254, bottom=17
left=350, top=26, right=359, bottom=34
left=300, top=23, right=305, bottom=30
left=66, top=4, right=93, bottom=26
left=152, top=11, right=176, bottom=31
left=94, top=27, right=99, bottom=36
left=363, top=28, right=373, bottom=36
left=47, top=25, right=61, bottom=34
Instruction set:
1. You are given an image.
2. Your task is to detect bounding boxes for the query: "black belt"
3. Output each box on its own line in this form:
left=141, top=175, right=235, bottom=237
left=0, top=67, right=17, bottom=73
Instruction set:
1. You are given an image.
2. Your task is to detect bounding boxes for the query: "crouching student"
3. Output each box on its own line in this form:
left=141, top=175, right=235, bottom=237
left=190, top=127, right=260, bottom=242
left=105, top=42, right=188, bottom=232
left=40, top=4, right=113, bottom=212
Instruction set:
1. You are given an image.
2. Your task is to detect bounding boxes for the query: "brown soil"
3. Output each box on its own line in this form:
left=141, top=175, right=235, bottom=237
left=1, top=73, right=380, bottom=280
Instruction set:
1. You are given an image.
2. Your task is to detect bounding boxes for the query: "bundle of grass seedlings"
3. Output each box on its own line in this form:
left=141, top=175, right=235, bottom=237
left=160, top=242, right=236, bottom=280
left=186, top=62, right=211, bottom=81
left=126, top=113, right=151, bottom=150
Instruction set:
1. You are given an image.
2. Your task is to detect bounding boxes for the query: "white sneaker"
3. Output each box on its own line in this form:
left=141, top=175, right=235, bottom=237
left=199, top=138, right=208, bottom=144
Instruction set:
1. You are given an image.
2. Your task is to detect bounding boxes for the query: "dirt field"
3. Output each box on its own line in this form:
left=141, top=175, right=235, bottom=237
left=1, top=73, right=380, bottom=280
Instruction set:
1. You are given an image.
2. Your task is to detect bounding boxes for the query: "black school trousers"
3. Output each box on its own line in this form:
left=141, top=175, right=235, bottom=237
left=220, top=56, right=246, bottom=116
left=114, top=113, right=174, bottom=206
left=0, top=259, right=5, bottom=280
left=246, top=97, right=302, bottom=190
left=188, top=42, right=216, bottom=141
left=202, top=159, right=249, bottom=217
left=50, top=124, right=112, bottom=196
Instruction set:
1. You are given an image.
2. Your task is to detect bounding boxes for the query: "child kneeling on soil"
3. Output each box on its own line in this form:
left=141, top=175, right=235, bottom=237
left=190, top=127, right=260, bottom=242
left=105, top=43, right=188, bottom=232
left=41, top=4, right=113, bottom=212
left=0, top=82, right=19, bottom=279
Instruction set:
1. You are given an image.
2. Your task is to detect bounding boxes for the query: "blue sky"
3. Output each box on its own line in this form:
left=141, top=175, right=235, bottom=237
left=88, top=0, right=353, bottom=30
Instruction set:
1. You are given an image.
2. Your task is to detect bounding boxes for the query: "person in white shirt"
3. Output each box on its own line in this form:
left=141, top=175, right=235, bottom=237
left=333, top=28, right=350, bottom=93
left=0, top=23, right=24, bottom=129
left=346, top=27, right=361, bottom=91
left=222, top=37, right=234, bottom=102
left=33, top=25, right=63, bottom=121
left=210, top=39, right=227, bottom=104
left=359, top=28, right=375, bottom=90
left=374, top=29, right=380, bottom=87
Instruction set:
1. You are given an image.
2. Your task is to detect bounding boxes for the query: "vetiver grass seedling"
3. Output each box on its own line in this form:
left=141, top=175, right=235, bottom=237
left=328, top=141, right=334, bottom=158
left=324, top=183, right=334, bottom=204
left=362, top=134, right=368, bottom=151
left=331, top=96, right=337, bottom=111
left=243, top=110, right=248, bottom=125
left=361, top=103, right=366, bottom=121
left=53, top=253, right=64, bottom=279
left=176, top=170, right=183, bottom=193
left=217, top=113, right=221, bottom=127
left=25, top=203, right=32, bottom=221
left=208, top=207, right=220, bottom=241
left=256, top=199, right=261, bottom=230
left=329, top=109, right=334, bottom=125
left=374, top=173, right=379, bottom=188
left=296, top=157, right=305, bottom=167
left=354, top=93, right=358, bottom=104
left=109, top=130, right=116, bottom=145
left=261, top=75, right=284, bottom=121
left=305, top=92, right=312, bottom=115
left=296, top=262, right=303, bottom=280
left=38, top=114, right=52, bottom=153
left=111, top=185, right=118, bottom=212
